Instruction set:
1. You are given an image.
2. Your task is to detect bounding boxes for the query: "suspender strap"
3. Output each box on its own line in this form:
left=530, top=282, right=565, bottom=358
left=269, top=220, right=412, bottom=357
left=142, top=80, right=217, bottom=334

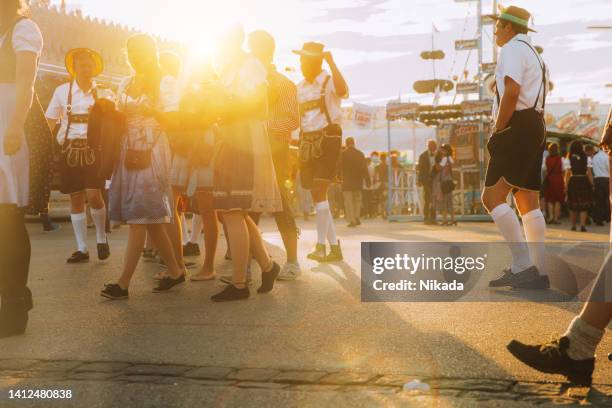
left=516, top=40, right=546, bottom=111
left=320, top=75, right=332, bottom=126
left=62, top=80, right=75, bottom=149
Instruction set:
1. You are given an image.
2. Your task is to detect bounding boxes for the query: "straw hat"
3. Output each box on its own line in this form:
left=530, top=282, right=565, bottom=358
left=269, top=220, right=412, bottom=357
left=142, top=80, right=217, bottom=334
left=65, top=48, right=104, bottom=78
left=491, top=5, right=537, bottom=33
left=292, top=42, right=325, bottom=58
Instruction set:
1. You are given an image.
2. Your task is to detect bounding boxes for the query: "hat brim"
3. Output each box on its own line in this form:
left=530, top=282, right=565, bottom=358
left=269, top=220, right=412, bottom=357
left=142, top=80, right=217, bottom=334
left=491, top=15, right=537, bottom=32
left=65, top=48, right=104, bottom=78
left=292, top=49, right=324, bottom=58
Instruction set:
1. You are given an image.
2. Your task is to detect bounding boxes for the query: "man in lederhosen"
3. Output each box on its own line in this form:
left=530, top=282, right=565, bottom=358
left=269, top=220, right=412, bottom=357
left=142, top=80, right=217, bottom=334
left=45, top=48, right=112, bottom=263
left=293, top=42, right=348, bottom=262
left=482, top=6, right=550, bottom=289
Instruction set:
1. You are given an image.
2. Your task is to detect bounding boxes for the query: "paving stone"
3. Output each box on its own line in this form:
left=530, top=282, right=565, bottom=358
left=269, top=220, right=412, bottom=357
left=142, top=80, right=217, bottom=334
left=227, top=368, right=281, bottom=382
left=30, top=361, right=84, bottom=372
left=290, top=384, right=342, bottom=392
left=523, top=396, right=582, bottom=406
left=462, top=391, right=518, bottom=401
left=319, top=372, right=377, bottom=385
left=73, top=362, right=131, bottom=373
left=235, top=381, right=289, bottom=389
left=341, top=386, right=399, bottom=395
left=123, top=364, right=190, bottom=377
left=271, top=370, right=327, bottom=384
left=513, top=382, right=562, bottom=396
left=0, top=359, right=40, bottom=371
left=183, top=366, right=233, bottom=380
left=116, top=375, right=168, bottom=383
left=67, top=371, right=119, bottom=381
left=374, top=375, right=417, bottom=387
left=564, top=386, right=590, bottom=399
left=429, top=379, right=512, bottom=392
left=155, top=377, right=235, bottom=386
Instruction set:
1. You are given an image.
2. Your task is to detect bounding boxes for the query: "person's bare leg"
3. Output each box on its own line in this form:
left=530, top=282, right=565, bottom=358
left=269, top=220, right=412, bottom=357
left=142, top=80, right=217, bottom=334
left=224, top=211, right=249, bottom=288
left=579, top=211, right=588, bottom=229
left=147, top=223, right=185, bottom=279
left=192, top=191, right=218, bottom=279
left=570, top=211, right=577, bottom=229
left=117, top=225, right=147, bottom=289
left=547, top=202, right=554, bottom=222
left=554, top=202, right=561, bottom=223
left=245, top=214, right=273, bottom=273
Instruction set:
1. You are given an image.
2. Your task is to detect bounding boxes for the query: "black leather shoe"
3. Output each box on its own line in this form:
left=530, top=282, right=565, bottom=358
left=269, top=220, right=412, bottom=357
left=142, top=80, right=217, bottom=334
left=489, top=266, right=540, bottom=288
left=100, top=283, right=129, bottom=300
left=0, top=294, right=30, bottom=338
left=97, top=242, right=110, bottom=260
left=258, top=261, right=280, bottom=294
left=507, top=336, right=594, bottom=386
left=513, top=274, right=550, bottom=290
left=67, top=251, right=89, bottom=264
left=211, top=284, right=249, bottom=302
left=153, top=274, right=185, bottom=292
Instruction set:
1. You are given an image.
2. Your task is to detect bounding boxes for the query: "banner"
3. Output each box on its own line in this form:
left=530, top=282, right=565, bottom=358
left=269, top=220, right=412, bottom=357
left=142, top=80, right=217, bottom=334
left=455, top=39, right=479, bottom=51
left=386, top=102, right=419, bottom=120
left=353, top=103, right=376, bottom=128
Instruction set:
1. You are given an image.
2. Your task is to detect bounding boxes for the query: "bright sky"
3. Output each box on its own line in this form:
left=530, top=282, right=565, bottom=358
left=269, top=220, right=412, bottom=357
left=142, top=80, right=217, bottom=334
left=64, top=0, right=612, bottom=105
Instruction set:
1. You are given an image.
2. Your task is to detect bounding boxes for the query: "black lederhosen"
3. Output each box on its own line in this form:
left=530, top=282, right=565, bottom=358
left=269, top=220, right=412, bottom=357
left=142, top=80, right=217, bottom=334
left=485, top=40, right=547, bottom=192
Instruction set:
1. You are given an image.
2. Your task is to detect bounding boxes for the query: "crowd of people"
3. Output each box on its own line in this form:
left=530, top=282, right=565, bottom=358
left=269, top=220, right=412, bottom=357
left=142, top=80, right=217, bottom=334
left=0, top=0, right=610, bottom=390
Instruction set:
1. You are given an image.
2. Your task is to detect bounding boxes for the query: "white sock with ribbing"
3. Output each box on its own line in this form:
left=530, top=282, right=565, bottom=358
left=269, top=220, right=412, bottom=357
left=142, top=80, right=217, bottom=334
left=70, top=212, right=88, bottom=252
left=327, top=213, right=338, bottom=245
left=315, top=201, right=330, bottom=245
left=180, top=213, right=189, bottom=245
left=522, top=209, right=547, bottom=275
left=90, top=207, right=107, bottom=244
left=490, top=204, right=532, bottom=273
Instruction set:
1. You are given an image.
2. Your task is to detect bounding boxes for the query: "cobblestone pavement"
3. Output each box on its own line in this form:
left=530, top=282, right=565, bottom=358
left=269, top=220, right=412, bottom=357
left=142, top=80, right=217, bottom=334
left=0, top=358, right=610, bottom=407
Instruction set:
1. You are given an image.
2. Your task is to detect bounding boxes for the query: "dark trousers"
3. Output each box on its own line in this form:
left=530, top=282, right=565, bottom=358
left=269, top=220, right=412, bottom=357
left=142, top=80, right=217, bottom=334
left=422, top=183, right=436, bottom=222
left=0, top=205, right=31, bottom=300
left=362, top=189, right=375, bottom=218
left=592, top=177, right=610, bottom=224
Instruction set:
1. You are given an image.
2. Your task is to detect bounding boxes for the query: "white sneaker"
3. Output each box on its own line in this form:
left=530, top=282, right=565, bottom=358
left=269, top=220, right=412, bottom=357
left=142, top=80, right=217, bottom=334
left=219, top=263, right=252, bottom=285
left=277, top=262, right=302, bottom=281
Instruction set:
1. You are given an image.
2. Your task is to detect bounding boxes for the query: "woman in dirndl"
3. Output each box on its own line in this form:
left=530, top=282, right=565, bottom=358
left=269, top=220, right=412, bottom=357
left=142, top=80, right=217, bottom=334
left=209, top=26, right=283, bottom=302
left=565, top=140, right=594, bottom=232
left=0, top=0, right=42, bottom=337
left=101, top=34, right=187, bottom=300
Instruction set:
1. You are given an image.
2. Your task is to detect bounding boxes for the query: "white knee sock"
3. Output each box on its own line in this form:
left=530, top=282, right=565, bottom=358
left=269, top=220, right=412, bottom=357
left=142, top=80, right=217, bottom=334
left=490, top=204, right=532, bottom=273
left=315, top=201, right=330, bottom=245
left=564, top=316, right=605, bottom=360
left=190, top=214, right=203, bottom=244
left=327, top=212, right=338, bottom=245
left=180, top=213, right=189, bottom=245
left=522, top=209, right=547, bottom=275
left=90, top=207, right=107, bottom=244
left=70, top=212, right=88, bottom=252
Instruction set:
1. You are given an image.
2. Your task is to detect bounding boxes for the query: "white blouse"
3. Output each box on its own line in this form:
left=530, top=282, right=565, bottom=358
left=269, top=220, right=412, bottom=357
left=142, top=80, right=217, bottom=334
left=116, top=75, right=180, bottom=113
left=0, top=18, right=43, bottom=56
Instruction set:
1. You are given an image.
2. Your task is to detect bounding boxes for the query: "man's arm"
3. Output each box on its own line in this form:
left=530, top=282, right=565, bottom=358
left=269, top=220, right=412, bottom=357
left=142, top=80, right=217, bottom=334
left=323, top=52, right=349, bottom=99
left=494, top=76, right=520, bottom=132
left=268, top=78, right=300, bottom=135
left=4, top=51, right=37, bottom=155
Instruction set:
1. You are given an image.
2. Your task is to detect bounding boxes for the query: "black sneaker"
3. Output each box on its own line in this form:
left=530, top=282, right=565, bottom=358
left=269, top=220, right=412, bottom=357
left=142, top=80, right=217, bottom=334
left=211, top=284, right=250, bottom=302
left=513, top=274, right=550, bottom=290
left=183, top=242, right=201, bottom=257
left=507, top=336, right=595, bottom=386
left=43, top=222, right=60, bottom=232
left=97, top=242, right=110, bottom=260
left=489, top=266, right=540, bottom=288
left=258, top=261, right=280, bottom=294
left=100, top=283, right=128, bottom=300
left=153, top=274, right=185, bottom=292
left=67, top=251, right=89, bottom=264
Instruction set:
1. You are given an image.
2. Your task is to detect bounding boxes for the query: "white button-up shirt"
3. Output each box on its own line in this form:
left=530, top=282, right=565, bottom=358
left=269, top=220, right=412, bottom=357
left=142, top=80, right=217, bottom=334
left=297, top=70, right=345, bottom=133
left=45, top=81, right=114, bottom=144
left=592, top=150, right=610, bottom=178
left=493, top=34, right=549, bottom=118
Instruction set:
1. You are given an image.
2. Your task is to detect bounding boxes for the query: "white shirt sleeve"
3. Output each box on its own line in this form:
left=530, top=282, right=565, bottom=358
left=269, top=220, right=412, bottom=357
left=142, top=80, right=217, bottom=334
left=562, top=157, right=571, bottom=171
left=587, top=156, right=593, bottom=168
left=159, top=75, right=181, bottom=113
left=45, top=85, right=64, bottom=121
left=499, top=44, right=525, bottom=86
left=11, top=19, right=43, bottom=56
